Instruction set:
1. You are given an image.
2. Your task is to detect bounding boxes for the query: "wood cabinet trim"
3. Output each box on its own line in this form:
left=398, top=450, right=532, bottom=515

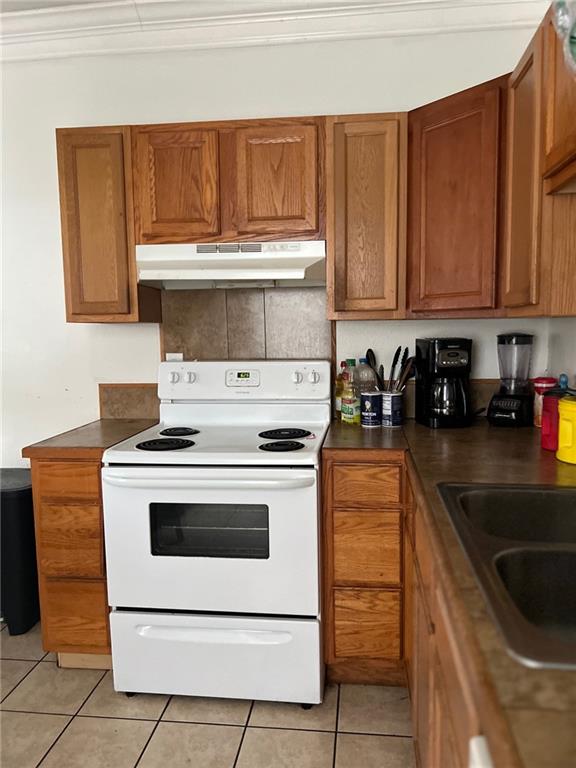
left=502, top=30, right=544, bottom=309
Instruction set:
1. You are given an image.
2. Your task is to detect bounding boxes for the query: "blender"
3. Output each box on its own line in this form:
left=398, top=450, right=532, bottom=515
left=487, top=333, right=534, bottom=427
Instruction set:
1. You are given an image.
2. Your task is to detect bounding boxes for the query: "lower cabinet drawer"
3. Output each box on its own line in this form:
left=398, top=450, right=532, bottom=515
left=38, top=504, right=103, bottom=578
left=35, top=461, right=101, bottom=501
left=333, top=588, right=401, bottom=659
left=333, top=510, right=401, bottom=586
left=42, top=579, right=110, bottom=652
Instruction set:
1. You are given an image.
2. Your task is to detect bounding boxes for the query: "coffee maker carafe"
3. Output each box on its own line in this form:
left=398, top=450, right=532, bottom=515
left=415, top=338, right=473, bottom=428
left=487, top=333, right=534, bottom=427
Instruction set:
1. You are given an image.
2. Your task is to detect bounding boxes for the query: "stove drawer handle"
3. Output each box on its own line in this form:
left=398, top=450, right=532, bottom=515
left=103, top=476, right=315, bottom=490
left=135, top=625, right=293, bottom=646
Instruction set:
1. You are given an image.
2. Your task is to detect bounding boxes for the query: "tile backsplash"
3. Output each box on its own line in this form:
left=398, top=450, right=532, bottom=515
left=161, top=287, right=332, bottom=361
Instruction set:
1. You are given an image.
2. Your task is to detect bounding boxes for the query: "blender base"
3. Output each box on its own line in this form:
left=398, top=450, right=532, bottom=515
left=487, top=392, right=534, bottom=427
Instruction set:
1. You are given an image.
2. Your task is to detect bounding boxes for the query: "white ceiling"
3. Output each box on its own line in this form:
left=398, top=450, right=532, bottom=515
left=1, top=0, right=551, bottom=62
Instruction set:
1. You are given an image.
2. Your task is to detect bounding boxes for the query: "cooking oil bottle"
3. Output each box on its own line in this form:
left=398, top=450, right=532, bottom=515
left=334, top=361, right=347, bottom=416
left=341, top=359, right=360, bottom=424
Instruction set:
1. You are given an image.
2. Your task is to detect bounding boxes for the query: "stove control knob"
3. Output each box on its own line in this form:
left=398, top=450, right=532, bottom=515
left=292, top=371, right=303, bottom=384
left=308, top=371, right=320, bottom=384
left=186, top=371, right=196, bottom=384
left=169, top=371, right=180, bottom=384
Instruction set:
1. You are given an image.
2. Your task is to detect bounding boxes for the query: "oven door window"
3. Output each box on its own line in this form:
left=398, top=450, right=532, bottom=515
left=149, top=503, right=269, bottom=559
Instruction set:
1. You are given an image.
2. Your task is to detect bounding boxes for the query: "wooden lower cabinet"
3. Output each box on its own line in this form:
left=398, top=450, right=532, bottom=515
left=30, top=459, right=110, bottom=656
left=407, top=487, right=484, bottom=768
left=322, top=448, right=406, bottom=683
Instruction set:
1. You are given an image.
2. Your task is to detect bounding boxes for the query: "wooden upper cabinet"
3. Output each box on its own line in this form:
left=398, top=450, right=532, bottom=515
left=58, top=129, right=129, bottom=320
left=235, top=124, right=320, bottom=236
left=56, top=127, right=160, bottom=323
left=502, top=30, right=544, bottom=309
left=408, top=78, right=505, bottom=313
left=327, top=115, right=407, bottom=319
left=133, top=126, right=221, bottom=242
left=542, top=10, right=576, bottom=178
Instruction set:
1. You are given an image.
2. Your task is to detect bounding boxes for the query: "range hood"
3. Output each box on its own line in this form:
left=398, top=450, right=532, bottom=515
left=136, top=241, right=326, bottom=289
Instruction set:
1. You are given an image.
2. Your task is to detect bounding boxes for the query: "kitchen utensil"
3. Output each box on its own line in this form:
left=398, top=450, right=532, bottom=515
left=396, top=357, right=414, bottom=391
left=378, top=364, right=385, bottom=390
left=387, top=346, right=401, bottom=391
left=398, top=347, right=408, bottom=383
left=366, top=349, right=385, bottom=390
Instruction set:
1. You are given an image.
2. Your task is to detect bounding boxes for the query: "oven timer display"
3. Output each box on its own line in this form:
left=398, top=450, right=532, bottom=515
left=226, top=369, right=261, bottom=387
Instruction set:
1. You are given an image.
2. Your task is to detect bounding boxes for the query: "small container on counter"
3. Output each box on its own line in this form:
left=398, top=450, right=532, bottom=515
left=557, top=395, right=576, bottom=464
left=361, top=392, right=382, bottom=428
left=382, top=391, right=403, bottom=428
left=541, top=392, right=562, bottom=451
left=533, top=376, right=557, bottom=427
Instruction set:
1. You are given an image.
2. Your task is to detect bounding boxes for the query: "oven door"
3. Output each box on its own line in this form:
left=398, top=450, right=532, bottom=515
left=102, top=465, right=319, bottom=616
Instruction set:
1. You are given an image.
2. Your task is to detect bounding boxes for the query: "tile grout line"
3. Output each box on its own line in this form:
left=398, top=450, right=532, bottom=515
left=232, top=699, right=254, bottom=768
left=0, top=655, right=45, bottom=704
left=133, top=695, right=173, bottom=768
left=332, top=684, right=341, bottom=768
left=35, top=668, right=107, bottom=767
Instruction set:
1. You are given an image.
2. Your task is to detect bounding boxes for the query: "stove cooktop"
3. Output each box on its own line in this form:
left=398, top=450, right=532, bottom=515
left=104, top=422, right=328, bottom=466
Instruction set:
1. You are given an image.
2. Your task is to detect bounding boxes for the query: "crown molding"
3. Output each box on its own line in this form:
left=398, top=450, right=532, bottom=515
left=1, top=0, right=550, bottom=62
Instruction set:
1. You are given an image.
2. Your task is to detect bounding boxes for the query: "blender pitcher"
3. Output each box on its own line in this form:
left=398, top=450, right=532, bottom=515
left=497, top=333, right=533, bottom=394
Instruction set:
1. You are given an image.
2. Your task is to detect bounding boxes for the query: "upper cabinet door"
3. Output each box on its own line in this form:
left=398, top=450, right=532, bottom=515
left=408, top=79, right=504, bottom=313
left=57, top=128, right=133, bottom=319
left=503, top=32, right=543, bottom=308
left=542, top=10, right=576, bottom=177
left=328, top=116, right=406, bottom=317
left=235, top=124, right=319, bottom=236
left=133, top=127, right=220, bottom=243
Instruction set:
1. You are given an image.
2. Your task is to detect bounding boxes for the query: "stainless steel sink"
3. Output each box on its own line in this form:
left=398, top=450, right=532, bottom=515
left=459, top=487, right=576, bottom=543
left=439, top=483, right=576, bottom=669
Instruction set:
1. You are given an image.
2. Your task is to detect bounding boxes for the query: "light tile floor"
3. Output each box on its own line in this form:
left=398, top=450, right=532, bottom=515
left=0, top=623, right=415, bottom=768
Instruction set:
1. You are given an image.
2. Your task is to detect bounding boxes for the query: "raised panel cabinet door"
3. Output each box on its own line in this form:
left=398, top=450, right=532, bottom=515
left=333, top=119, right=402, bottom=311
left=408, top=79, right=503, bottom=311
left=333, top=510, right=401, bottom=586
left=542, top=11, right=576, bottom=176
left=333, top=588, right=401, bottom=659
left=133, top=127, right=220, bottom=242
left=503, top=32, right=544, bottom=308
left=235, top=124, right=319, bottom=235
left=57, top=129, right=133, bottom=318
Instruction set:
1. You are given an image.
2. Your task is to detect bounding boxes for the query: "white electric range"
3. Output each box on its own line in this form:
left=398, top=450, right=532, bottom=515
left=101, top=360, right=331, bottom=704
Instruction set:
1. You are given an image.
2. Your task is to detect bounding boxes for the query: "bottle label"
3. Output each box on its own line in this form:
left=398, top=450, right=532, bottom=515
left=341, top=396, right=360, bottom=423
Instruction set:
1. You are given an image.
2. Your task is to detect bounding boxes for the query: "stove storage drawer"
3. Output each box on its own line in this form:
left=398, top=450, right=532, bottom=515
left=110, top=611, right=322, bottom=704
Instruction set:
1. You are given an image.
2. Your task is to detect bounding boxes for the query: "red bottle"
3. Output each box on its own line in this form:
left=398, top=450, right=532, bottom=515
left=541, top=393, right=561, bottom=451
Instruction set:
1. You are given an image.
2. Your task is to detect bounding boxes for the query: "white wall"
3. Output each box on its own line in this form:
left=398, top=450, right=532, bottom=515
left=548, top=318, right=576, bottom=385
left=337, top=318, right=553, bottom=380
left=1, top=26, right=550, bottom=466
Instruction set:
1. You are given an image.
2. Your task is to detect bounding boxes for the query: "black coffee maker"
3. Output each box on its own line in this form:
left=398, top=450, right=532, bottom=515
left=415, top=338, right=473, bottom=428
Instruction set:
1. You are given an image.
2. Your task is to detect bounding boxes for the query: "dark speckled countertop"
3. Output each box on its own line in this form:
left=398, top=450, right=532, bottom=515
left=325, top=419, right=576, bottom=767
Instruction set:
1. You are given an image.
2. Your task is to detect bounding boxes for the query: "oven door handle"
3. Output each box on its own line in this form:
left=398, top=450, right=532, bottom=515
left=102, top=475, right=315, bottom=490
left=136, top=624, right=293, bottom=646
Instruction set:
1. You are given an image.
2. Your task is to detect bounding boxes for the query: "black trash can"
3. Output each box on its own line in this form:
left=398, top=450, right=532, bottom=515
left=1, top=468, right=40, bottom=634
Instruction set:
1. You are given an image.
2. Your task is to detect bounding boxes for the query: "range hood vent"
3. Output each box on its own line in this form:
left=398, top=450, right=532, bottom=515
left=136, top=241, right=326, bottom=289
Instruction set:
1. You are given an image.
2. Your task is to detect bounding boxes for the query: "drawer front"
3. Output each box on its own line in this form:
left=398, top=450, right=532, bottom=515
left=111, top=612, right=322, bottom=703
left=42, top=579, right=110, bottom=652
left=333, top=588, right=401, bottom=659
left=332, top=464, right=401, bottom=508
left=38, top=504, right=103, bottom=579
left=333, top=510, right=401, bottom=586
left=36, top=462, right=101, bottom=502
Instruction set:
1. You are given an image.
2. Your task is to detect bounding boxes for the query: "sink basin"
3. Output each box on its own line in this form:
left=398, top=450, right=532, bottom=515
left=495, top=550, right=576, bottom=645
left=439, top=483, right=576, bottom=668
left=459, top=487, right=576, bottom=543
